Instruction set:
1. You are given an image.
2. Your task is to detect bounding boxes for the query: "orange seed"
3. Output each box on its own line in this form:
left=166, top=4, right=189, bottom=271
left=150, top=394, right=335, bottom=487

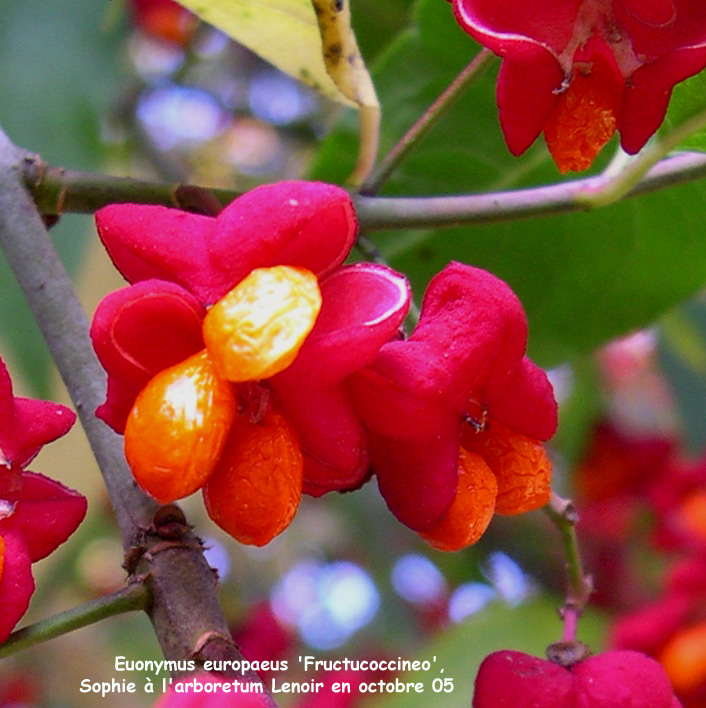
left=420, top=448, right=498, bottom=552
left=203, top=266, right=322, bottom=382
left=462, top=421, right=552, bottom=515
left=202, top=409, right=303, bottom=547
left=124, top=349, right=237, bottom=503
left=543, top=57, right=622, bottom=173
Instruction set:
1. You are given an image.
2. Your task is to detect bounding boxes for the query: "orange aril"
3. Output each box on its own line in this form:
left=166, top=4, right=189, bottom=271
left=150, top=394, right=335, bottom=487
left=420, top=448, right=497, bottom=552
left=675, top=490, right=706, bottom=542
left=462, top=421, right=552, bottom=515
left=659, top=622, right=706, bottom=695
left=203, top=266, right=321, bottom=382
left=124, top=349, right=237, bottom=503
left=202, top=409, right=303, bottom=547
left=543, top=56, right=622, bottom=173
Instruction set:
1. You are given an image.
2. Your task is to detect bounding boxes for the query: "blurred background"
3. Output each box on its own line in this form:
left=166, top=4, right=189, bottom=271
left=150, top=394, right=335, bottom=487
left=3, top=1, right=706, bottom=706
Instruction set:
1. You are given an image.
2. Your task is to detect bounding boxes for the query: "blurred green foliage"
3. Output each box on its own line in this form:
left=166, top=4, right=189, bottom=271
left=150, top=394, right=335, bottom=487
left=0, top=0, right=123, bottom=394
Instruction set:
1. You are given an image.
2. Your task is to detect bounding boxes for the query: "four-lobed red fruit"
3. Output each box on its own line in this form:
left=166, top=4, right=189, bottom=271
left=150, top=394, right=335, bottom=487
left=473, top=649, right=682, bottom=708
left=121, top=266, right=320, bottom=545
left=203, top=409, right=303, bottom=547
left=418, top=420, right=553, bottom=552
left=124, top=350, right=237, bottom=504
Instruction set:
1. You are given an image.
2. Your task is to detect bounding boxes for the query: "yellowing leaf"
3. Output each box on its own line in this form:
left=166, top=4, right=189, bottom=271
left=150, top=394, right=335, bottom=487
left=174, top=0, right=355, bottom=105
left=311, top=0, right=380, bottom=184
left=175, top=0, right=380, bottom=184
left=310, top=0, right=378, bottom=108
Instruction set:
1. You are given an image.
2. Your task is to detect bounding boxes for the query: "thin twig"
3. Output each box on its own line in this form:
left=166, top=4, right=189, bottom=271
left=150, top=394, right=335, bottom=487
left=21, top=151, right=706, bottom=231
left=544, top=493, right=593, bottom=616
left=0, top=583, right=149, bottom=659
left=360, top=49, right=495, bottom=195
left=22, top=157, right=237, bottom=216
left=354, top=151, right=706, bottom=230
left=542, top=493, right=594, bottom=664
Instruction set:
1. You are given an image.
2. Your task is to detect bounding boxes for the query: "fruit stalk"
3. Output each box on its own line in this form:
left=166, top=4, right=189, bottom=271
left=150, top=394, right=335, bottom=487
left=545, top=493, right=594, bottom=641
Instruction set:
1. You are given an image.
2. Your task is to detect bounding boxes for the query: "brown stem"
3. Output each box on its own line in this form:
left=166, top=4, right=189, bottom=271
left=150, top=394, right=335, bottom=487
left=0, top=129, right=276, bottom=703
left=21, top=156, right=237, bottom=216
left=21, top=151, right=706, bottom=232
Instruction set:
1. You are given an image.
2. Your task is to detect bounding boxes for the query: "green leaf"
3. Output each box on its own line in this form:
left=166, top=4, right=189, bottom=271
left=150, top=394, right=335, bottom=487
left=175, top=0, right=361, bottom=106
left=365, top=597, right=608, bottom=708
left=661, top=70, right=706, bottom=151
left=349, top=0, right=412, bottom=65
left=311, top=0, right=706, bottom=367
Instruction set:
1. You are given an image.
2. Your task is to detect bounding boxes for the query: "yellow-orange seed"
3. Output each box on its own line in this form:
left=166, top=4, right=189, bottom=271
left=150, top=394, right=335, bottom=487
left=202, top=409, right=303, bottom=547
left=203, top=266, right=322, bottom=382
left=462, top=421, right=552, bottom=515
left=124, top=349, right=237, bottom=503
left=419, top=448, right=498, bottom=552
left=543, top=59, right=622, bottom=173
left=659, top=622, right=706, bottom=695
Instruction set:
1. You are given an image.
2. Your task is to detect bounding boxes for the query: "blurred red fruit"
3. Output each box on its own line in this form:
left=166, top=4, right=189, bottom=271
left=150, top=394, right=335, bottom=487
left=231, top=602, right=296, bottom=679
left=130, top=0, right=197, bottom=45
left=473, top=649, right=681, bottom=707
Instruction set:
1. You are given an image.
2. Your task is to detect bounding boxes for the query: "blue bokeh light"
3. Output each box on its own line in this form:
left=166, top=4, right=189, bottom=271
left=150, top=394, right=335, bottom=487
left=391, top=553, right=447, bottom=606
left=137, top=84, right=229, bottom=149
left=270, top=559, right=380, bottom=650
